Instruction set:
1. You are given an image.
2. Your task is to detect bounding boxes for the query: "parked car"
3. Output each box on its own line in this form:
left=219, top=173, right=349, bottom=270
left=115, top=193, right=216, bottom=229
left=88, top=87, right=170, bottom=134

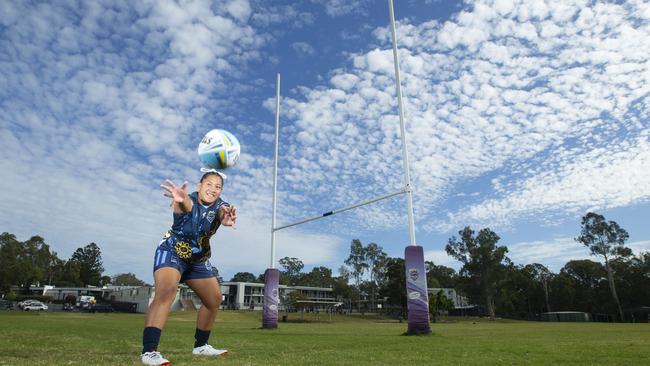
left=18, top=300, right=40, bottom=309
left=23, top=301, right=48, bottom=311
left=89, top=303, right=114, bottom=313
left=0, top=299, right=14, bottom=310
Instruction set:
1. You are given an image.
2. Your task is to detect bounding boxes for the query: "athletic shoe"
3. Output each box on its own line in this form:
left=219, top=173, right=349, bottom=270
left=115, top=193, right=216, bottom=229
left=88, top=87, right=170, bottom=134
left=192, top=344, right=229, bottom=356
left=141, top=351, right=171, bottom=365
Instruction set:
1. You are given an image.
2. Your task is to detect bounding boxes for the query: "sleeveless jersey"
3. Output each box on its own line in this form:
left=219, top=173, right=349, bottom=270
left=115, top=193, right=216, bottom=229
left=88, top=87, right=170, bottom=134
left=161, top=192, right=229, bottom=263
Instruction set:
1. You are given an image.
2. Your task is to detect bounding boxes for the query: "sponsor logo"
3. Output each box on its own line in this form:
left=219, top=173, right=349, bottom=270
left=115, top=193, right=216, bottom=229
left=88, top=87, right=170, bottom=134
left=272, top=289, right=278, bottom=298
left=409, top=268, right=419, bottom=281
left=409, top=291, right=421, bottom=300
left=269, top=305, right=277, bottom=311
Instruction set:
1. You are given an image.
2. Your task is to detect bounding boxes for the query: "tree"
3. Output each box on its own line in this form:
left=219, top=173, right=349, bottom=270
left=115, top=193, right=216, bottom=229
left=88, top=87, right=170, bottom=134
left=576, top=212, right=631, bottom=321
left=364, top=242, right=387, bottom=311
left=344, top=239, right=367, bottom=311
left=256, top=272, right=266, bottom=283
left=525, top=263, right=553, bottom=313
left=425, top=262, right=458, bottom=288
left=0, top=233, right=22, bottom=293
left=112, top=273, right=147, bottom=286
left=611, top=251, right=650, bottom=310
left=70, top=243, right=105, bottom=286
left=230, top=272, right=258, bottom=283
left=45, top=251, right=63, bottom=285
left=429, top=290, right=455, bottom=320
left=378, top=257, right=406, bottom=314
left=548, top=272, right=576, bottom=312
left=302, top=266, right=333, bottom=288
left=60, top=260, right=82, bottom=287
left=446, top=226, right=509, bottom=319
left=331, top=266, right=355, bottom=311
left=212, top=267, right=224, bottom=284
left=560, top=259, right=607, bottom=313
left=279, top=257, right=304, bottom=286
left=49, top=256, right=69, bottom=286
left=283, top=290, right=310, bottom=313
left=0, top=233, right=57, bottom=292
left=495, top=263, right=540, bottom=319
left=22, top=236, right=55, bottom=287
left=100, top=275, right=112, bottom=286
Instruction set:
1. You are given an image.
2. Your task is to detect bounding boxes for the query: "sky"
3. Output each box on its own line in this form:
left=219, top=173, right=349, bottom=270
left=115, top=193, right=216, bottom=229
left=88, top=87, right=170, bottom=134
left=1, top=0, right=649, bottom=284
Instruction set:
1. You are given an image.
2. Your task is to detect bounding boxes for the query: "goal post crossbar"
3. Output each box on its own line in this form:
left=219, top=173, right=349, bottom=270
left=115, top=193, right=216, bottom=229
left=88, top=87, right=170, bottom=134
left=272, top=188, right=407, bottom=232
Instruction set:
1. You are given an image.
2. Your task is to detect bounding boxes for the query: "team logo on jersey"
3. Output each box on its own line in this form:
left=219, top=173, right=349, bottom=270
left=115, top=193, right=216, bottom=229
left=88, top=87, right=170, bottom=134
left=206, top=211, right=216, bottom=223
left=174, top=241, right=193, bottom=259
left=205, top=262, right=212, bottom=271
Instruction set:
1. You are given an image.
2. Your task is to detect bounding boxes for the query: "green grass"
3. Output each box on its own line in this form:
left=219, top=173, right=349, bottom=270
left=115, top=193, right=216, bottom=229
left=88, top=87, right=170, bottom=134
left=0, top=310, right=648, bottom=365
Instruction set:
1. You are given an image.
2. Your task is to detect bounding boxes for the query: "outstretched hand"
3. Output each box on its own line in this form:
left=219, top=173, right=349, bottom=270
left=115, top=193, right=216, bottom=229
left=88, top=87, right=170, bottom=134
left=160, top=180, right=189, bottom=203
left=220, top=205, right=237, bottom=228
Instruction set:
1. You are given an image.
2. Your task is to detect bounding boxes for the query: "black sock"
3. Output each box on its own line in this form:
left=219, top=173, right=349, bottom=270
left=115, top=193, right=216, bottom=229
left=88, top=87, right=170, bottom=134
left=142, top=327, right=162, bottom=354
left=194, top=328, right=211, bottom=348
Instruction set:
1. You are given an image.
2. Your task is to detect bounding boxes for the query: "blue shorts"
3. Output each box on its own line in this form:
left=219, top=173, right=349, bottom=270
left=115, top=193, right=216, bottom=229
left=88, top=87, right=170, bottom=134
left=153, top=245, right=217, bottom=282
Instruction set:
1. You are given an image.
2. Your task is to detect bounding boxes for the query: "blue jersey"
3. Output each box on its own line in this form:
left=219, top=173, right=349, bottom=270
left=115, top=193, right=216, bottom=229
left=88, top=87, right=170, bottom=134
left=161, top=192, right=229, bottom=263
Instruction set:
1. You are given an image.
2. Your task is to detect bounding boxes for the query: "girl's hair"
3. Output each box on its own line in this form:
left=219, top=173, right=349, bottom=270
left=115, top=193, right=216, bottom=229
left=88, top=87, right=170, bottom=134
left=200, top=172, right=224, bottom=185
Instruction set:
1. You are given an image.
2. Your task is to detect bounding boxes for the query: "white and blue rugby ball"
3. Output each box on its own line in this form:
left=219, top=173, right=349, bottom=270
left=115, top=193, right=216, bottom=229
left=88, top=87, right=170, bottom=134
left=197, top=129, right=241, bottom=170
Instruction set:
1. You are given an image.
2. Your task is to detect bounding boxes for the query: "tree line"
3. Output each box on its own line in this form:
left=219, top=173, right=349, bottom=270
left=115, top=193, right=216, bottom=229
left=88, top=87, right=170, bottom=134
left=0, top=233, right=148, bottom=299
left=2, top=212, right=648, bottom=320
left=229, top=212, right=649, bottom=321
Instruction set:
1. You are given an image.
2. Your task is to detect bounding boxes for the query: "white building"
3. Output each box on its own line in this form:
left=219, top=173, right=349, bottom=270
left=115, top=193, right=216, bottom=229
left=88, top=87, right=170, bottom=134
left=221, top=282, right=335, bottom=311
left=110, top=282, right=336, bottom=313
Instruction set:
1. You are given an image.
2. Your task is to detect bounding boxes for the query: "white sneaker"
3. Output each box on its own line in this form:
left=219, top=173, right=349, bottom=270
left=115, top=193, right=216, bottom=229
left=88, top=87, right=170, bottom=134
left=192, top=344, right=228, bottom=356
left=141, top=351, right=171, bottom=365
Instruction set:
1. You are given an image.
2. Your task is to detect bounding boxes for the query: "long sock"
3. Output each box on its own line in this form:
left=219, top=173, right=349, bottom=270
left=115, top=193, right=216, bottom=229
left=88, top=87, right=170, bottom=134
left=194, top=328, right=211, bottom=348
left=142, top=327, right=162, bottom=354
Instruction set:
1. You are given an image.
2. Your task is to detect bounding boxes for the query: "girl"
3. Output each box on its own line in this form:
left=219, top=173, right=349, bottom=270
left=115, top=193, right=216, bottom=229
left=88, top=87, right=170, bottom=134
left=141, top=169, right=236, bottom=366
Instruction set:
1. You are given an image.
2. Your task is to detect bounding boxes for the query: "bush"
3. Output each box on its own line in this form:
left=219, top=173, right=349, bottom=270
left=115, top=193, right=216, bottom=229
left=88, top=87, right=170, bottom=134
left=64, top=295, right=77, bottom=304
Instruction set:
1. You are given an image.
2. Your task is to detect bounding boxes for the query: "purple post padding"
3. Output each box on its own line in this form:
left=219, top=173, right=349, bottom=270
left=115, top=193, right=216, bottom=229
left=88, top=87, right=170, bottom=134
left=262, top=268, right=280, bottom=329
left=405, top=245, right=431, bottom=334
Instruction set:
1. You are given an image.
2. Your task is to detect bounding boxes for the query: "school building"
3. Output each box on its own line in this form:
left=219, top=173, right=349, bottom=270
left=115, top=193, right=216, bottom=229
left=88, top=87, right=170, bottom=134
left=109, top=281, right=338, bottom=313
left=18, top=283, right=467, bottom=314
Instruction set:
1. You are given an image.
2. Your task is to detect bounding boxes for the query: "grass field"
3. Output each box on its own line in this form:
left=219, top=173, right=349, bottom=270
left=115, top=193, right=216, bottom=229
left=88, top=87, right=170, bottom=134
left=0, top=310, right=648, bottom=365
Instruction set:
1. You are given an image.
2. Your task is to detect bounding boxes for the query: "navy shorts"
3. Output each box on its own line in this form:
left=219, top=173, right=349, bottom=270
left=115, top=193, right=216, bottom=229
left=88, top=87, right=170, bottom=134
left=153, top=245, right=216, bottom=282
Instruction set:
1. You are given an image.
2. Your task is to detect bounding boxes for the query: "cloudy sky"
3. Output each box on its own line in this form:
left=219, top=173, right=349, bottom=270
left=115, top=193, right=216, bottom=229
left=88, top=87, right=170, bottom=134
left=1, top=0, right=649, bottom=283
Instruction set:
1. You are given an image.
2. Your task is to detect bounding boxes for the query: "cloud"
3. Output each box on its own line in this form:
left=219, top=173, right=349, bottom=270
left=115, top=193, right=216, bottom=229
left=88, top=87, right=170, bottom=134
left=291, top=42, right=316, bottom=57
left=0, top=0, right=337, bottom=282
left=226, top=0, right=252, bottom=22
left=277, top=0, right=650, bottom=235
left=213, top=217, right=344, bottom=277
left=250, top=2, right=314, bottom=29
left=311, top=0, right=370, bottom=17
left=506, top=238, right=650, bottom=272
left=2, top=0, right=649, bottom=284
left=432, top=132, right=650, bottom=232
left=424, top=249, right=459, bottom=269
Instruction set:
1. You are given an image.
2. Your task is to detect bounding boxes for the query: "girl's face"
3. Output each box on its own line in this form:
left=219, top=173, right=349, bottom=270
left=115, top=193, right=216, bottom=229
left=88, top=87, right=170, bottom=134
left=197, top=175, right=223, bottom=205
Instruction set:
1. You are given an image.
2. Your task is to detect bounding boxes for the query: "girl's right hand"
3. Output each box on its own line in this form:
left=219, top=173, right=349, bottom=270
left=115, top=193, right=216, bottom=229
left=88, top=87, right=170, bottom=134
left=160, top=180, right=188, bottom=203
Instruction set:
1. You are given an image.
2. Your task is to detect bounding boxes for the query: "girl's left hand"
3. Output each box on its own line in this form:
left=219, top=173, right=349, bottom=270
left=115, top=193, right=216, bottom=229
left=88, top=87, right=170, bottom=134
left=220, top=205, right=237, bottom=228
